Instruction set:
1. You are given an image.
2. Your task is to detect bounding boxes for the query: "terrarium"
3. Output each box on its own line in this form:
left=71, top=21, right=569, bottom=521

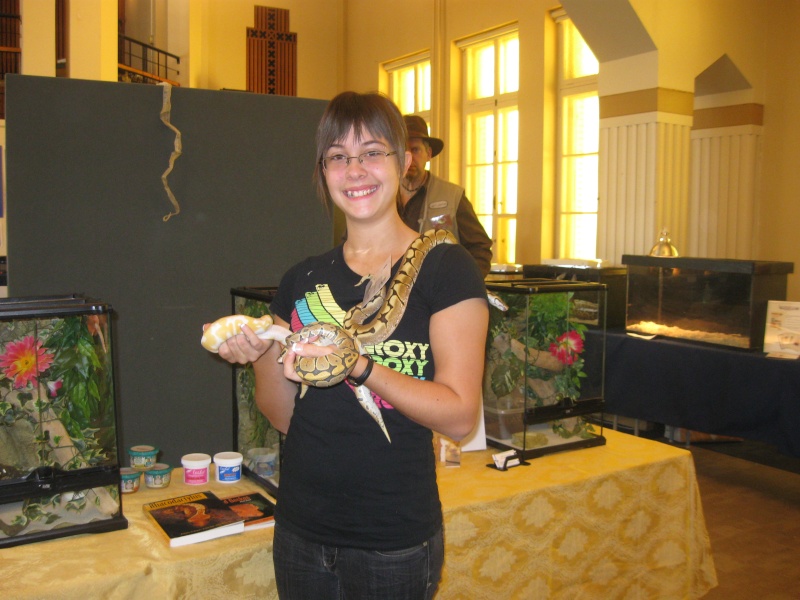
left=230, top=287, right=282, bottom=497
left=0, top=295, right=126, bottom=547
left=522, top=263, right=627, bottom=328
left=484, top=280, right=606, bottom=465
left=622, top=255, right=794, bottom=350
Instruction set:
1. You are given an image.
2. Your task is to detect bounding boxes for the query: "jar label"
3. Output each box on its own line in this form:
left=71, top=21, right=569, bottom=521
left=217, top=464, right=241, bottom=482
left=184, top=467, right=209, bottom=485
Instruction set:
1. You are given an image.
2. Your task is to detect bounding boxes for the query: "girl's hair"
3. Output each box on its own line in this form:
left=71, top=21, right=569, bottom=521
left=313, top=91, right=407, bottom=211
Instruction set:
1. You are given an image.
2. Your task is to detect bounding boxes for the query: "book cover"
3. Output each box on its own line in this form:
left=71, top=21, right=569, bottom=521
left=220, top=491, right=276, bottom=530
left=142, top=490, right=245, bottom=547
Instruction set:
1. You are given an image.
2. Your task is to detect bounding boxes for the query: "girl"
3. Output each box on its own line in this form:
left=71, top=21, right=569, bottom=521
left=216, top=91, right=488, bottom=599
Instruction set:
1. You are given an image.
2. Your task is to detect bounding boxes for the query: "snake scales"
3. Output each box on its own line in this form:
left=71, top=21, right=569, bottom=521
left=202, top=229, right=458, bottom=442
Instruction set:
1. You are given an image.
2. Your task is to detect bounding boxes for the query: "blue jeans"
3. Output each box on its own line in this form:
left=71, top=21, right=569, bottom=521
left=273, top=523, right=444, bottom=599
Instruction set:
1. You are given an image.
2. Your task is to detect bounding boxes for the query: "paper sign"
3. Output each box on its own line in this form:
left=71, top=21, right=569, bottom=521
left=763, top=300, right=800, bottom=358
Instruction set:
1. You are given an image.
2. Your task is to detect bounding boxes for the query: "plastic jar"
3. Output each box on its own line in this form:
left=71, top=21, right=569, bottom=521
left=247, top=447, right=277, bottom=477
left=181, top=453, right=211, bottom=485
left=120, top=467, right=141, bottom=493
left=213, top=452, right=243, bottom=483
left=144, top=463, right=172, bottom=489
left=129, top=445, right=159, bottom=470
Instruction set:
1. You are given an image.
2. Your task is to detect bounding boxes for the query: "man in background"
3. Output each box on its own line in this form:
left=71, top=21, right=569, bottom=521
left=400, top=115, right=493, bottom=277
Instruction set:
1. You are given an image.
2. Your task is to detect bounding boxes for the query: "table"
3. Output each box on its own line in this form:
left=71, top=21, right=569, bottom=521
left=0, top=430, right=716, bottom=599
left=437, top=429, right=716, bottom=599
left=2, top=471, right=279, bottom=599
left=596, top=330, right=800, bottom=456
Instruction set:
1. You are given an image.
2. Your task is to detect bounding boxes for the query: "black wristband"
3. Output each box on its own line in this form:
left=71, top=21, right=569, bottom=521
left=348, top=356, right=374, bottom=386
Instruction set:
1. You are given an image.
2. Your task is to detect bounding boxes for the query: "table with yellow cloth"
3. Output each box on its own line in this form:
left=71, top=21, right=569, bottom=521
left=0, top=429, right=717, bottom=599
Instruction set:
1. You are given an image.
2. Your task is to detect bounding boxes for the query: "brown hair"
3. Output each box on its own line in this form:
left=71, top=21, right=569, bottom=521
left=313, top=91, right=407, bottom=212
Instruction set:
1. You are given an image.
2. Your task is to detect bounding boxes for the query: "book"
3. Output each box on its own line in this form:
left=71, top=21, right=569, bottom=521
left=220, top=491, right=276, bottom=530
left=142, top=490, right=245, bottom=547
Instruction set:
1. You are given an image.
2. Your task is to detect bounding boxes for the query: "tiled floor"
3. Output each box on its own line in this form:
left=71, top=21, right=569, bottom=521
left=684, top=442, right=800, bottom=599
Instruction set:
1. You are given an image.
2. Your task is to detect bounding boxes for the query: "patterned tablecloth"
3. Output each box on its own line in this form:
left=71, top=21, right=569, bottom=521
left=436, top=429, right=717, bottom=599
left=0, top=429, right=716, bottom=599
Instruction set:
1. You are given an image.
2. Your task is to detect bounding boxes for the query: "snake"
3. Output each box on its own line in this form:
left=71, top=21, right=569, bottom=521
left=201, top=315, right=289, bottom=352
left=201, top=229, right=459, bottom=442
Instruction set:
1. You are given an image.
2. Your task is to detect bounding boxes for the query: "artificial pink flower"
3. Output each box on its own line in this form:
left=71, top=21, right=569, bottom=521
left=0, top=336, right=55, bottom=388
left=48, top=380, right=63, bottom=397
left=549, top=330, right=584, bottom=365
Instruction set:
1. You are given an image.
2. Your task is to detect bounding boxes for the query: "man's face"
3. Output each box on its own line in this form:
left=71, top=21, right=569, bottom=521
left=405, top=137, right=432, bottom=182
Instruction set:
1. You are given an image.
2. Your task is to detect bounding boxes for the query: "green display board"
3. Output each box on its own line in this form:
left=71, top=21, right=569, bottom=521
left=5, top=75, right=330, bottom=464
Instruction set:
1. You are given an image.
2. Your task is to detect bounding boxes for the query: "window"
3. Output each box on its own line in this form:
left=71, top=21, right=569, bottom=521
left=385, top=53, right=431, bottom=122
left=458, top=26, right=519, bottom=264
left=553, top=11, right=599, bottom=259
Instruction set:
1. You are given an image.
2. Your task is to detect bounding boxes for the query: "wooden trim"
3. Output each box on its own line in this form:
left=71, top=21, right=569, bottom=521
left=600, top=88, right=694, bottom=119
left=692, top=103, right=763, bottom=130
left=118, top=64, right=180, bottom=87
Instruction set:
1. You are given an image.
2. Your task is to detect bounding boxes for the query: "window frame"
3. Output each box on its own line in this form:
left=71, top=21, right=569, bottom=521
left=457, top=24, right=519, bottom=265
left=552, top=9, right=599, bottom=260
left=385, top=51, right=432, bottom=123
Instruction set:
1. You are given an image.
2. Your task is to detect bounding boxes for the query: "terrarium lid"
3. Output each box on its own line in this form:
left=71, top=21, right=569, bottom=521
left=649, top=229, right=679, bottom=257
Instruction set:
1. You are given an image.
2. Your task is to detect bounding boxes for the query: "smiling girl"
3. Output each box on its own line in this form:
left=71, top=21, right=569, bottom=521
left=216, top=91, right=488, bottom=599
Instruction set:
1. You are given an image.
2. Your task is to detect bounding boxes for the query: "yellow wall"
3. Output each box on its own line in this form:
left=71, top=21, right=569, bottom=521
left=343, top=0, right=555, bottom=264
left=626, top=0, right=800, bottom=298
left=341, top=0, right=800, bottom=298
left=759, top=0, right=800, bottom=299
left=13, top=0, right=800, bottom=298
left=199, top=0, right=341, bottom=98
left=630, top=0, right=769, bottom=98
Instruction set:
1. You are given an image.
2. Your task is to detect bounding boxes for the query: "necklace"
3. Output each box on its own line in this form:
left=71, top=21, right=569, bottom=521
left=402, top=172, right=427, bottom=193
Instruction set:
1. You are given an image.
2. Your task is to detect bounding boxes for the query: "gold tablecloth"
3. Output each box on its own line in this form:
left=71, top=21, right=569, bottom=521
left=0, top=430, right=716, bottom=599
left=436, top=429, right=717, bottom=599
left=1, top=470, right=279, bottom=599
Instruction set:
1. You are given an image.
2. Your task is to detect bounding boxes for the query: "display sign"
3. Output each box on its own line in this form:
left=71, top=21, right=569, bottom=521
left=764, top=300, right=800, bottom=358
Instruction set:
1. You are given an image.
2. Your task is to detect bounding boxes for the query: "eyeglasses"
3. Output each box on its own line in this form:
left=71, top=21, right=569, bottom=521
left=321, top=150, right=398, bottom=171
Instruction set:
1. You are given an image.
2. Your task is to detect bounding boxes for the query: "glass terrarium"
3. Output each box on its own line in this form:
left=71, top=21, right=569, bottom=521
left=521, top=263, right=628, bottom=328
left=231, top=287, right=282, bottom=497
left=484, top=280, right=606, bottom=466
left=622, top=255, right=794, bottom=350
left=0, top=295, right=126, bottom=548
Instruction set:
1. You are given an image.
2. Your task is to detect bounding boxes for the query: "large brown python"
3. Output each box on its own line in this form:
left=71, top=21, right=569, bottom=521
left=201, top=229, right=457, bottom=442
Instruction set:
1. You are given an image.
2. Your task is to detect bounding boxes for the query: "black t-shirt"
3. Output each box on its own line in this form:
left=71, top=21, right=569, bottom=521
left=270, top=239, right=486, bottom=550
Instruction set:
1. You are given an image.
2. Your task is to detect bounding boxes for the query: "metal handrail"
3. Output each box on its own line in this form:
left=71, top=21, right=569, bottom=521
left=118, top=34, right=180, bottom=85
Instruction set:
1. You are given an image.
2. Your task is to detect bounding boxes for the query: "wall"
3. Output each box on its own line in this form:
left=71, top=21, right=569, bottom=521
left=11, top=0, right=800, bottom=300
left=624, top=0, right=800, bottom=298
left=136, top=0, right=343, bottom=100
left=343, top=0, right=556, bottom=264
left=343, top=0, right=800, bottom=298
left=759, top=0, right=800, bottom=300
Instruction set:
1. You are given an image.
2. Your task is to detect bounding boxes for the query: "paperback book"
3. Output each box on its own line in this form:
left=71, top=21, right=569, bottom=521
left=220, top=491, right=276, bottom=530
left=142, top=490, right=245, bottom=547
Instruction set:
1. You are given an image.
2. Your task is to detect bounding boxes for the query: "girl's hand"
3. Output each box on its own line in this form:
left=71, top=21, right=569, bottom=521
left=280, top=336, right=334, bottom=383
left=206, top=323, right=272, bottom=365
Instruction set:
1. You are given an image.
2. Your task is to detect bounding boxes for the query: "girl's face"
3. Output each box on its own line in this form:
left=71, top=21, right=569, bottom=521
left=322, top=126, right=409, bottom=222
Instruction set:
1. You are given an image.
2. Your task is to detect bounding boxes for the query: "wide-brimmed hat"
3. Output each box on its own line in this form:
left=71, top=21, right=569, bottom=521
left=404, top=115, right=444, bottom=158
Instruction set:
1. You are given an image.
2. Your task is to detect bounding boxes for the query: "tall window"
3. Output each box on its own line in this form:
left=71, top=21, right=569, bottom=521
left=386, top=53, right=431, bottom=122
left=458, top=26, right=519, bottom=264
left=553, top=11, right=599, bottom=259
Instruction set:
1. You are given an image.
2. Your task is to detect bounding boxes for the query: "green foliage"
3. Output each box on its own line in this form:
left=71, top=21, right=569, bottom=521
left=233, top=296, right=277, bottom=449
left=486, top=287, right=594, bottom=440
left=42, top=315, right=116, bottom=466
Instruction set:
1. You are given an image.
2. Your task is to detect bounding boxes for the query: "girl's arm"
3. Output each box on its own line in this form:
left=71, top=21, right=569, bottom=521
left=288, top=297, right=489, bottom=440
left=216, top=315, right=297, bottom=433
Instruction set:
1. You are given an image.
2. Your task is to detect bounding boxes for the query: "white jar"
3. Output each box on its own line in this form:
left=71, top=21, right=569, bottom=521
left=213, top=451, right=243, bottom=483
left=181, top=453, right=211, bottom=485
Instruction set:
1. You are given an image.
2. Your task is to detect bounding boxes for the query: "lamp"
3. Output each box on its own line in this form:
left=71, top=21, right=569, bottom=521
left=649, top=228, right=679, bottom=257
